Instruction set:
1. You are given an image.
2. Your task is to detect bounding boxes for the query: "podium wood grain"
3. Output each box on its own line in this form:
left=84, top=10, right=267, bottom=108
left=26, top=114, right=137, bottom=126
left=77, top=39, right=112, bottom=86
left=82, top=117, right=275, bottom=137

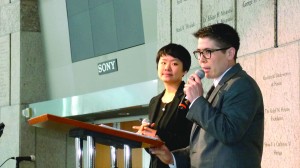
left=28, top=114, right=164, bottom=148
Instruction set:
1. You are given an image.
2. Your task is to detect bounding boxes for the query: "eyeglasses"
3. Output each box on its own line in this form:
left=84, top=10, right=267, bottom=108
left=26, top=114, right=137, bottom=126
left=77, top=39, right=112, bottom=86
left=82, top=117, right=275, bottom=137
left=193, top=47, right=231, bottom=60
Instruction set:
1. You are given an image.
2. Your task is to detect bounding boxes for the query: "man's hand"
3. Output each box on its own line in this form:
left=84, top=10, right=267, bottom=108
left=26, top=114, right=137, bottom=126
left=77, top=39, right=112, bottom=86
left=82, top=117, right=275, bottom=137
left=149, top=143, right=174, bottom=165
left=184, top=73, right=204, bottom=102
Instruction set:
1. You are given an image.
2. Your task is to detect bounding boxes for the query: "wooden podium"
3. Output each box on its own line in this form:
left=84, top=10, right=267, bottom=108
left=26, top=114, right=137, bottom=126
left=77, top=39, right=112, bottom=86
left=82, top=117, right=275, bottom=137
left=28, top=114, right=164, bottom=168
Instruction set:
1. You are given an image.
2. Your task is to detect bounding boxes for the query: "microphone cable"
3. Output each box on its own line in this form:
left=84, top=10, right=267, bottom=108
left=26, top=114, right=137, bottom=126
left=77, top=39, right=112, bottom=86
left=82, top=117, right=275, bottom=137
left=0, top=157, right=14, bottom=167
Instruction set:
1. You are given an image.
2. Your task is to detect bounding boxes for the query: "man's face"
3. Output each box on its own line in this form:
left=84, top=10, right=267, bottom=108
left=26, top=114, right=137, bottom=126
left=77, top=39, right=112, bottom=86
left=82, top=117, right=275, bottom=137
left=197, top=37, right=234, bottom=79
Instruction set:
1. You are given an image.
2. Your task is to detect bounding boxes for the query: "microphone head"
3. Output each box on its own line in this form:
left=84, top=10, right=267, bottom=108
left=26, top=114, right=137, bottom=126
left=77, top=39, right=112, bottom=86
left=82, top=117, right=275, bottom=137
left=141, top=118, right=150, bottom=125
left=195, top=69, right=205, bottom=79
left=30, top=155, right=36, bottom=161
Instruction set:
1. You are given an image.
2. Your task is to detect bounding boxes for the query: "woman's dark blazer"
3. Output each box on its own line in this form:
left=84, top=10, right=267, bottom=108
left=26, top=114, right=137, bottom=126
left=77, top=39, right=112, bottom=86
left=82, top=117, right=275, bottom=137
left=147, top=81, right=193, bottom=168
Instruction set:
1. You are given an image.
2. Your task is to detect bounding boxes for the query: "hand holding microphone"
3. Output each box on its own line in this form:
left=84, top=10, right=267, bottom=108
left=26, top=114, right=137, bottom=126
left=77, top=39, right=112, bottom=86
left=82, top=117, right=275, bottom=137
left=179, top=69, right=205, bottom=110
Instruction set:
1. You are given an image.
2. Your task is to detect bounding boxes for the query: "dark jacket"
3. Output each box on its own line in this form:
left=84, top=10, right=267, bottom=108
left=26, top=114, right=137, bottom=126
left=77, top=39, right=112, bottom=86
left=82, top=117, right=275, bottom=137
left=174, top=64, right=264, bottom=168
left=148, top=81, right=193, bottom=168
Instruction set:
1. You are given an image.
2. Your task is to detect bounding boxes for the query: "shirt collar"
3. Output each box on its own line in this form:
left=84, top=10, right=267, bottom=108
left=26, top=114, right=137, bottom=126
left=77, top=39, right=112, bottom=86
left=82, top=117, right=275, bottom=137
left=213, top=67, right=232, bottom=87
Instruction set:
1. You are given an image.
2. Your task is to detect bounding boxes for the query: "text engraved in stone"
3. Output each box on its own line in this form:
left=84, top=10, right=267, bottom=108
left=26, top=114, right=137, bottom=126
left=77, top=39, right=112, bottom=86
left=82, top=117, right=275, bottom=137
left=263, top=72, right=291, bottom=87
left=264, top=140, right=292, bottom=156
left=265, top=107, right=290, bottom=122
left=176, top=0, right=189, bottom=5
left=203, top=8, right=234, bottom=27
left=175, top=22, right=196, bottom=33
left=242, top=0, right=263, bottom=8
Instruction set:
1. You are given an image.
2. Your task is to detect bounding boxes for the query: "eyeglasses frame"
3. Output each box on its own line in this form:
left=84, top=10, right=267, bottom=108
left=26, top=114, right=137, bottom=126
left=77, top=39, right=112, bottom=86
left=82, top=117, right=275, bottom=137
left=193, top=47, right=231, bottom=60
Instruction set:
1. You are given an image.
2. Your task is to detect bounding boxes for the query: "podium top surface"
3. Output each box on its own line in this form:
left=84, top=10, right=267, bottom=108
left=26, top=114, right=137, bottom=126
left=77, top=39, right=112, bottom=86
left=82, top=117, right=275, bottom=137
left=28, top=114, right=164, bottom=148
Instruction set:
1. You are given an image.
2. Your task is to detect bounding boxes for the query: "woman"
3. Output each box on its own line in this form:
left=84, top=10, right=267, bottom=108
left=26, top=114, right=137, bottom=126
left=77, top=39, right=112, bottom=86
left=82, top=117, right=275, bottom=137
left=133, top=43, right=193, bottom=168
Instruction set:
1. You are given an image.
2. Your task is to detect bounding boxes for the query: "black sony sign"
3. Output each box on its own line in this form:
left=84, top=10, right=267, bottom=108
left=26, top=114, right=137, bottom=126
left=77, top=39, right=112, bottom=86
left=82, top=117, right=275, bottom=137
left=98, top=59, right=118, bottom=75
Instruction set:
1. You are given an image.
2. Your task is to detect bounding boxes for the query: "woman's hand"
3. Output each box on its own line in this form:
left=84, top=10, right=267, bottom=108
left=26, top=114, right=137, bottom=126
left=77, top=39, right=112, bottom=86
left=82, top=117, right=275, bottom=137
left=132, top=122, right=156, bottom=137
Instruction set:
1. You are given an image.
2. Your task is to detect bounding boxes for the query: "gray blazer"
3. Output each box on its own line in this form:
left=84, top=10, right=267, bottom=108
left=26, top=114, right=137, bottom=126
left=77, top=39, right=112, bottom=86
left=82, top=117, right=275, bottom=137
left=173, top=63, right=264, bottom=168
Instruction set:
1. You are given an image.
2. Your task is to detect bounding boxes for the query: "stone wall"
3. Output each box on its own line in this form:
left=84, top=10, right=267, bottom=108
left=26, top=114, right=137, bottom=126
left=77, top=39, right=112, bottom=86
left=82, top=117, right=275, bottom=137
left=0, top=0, right=299, bottom=167
left=0, top=1, right=74, bottom=167
left=157, top=0, right=300, bottom=167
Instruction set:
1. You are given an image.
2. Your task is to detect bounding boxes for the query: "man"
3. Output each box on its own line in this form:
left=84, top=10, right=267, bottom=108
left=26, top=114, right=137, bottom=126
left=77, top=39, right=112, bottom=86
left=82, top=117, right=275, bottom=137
left=149, top=23, right=264, bottom=168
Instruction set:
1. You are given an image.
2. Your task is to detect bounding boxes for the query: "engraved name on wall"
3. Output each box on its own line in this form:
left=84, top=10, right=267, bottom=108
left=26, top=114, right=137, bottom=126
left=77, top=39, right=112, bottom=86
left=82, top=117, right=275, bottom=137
left=0, top=35, right=10, bottom=106
left=257, top=44, right=300, bottom=167
left=172, top=0, right=201, bottom=69
left=237, top=0, right=274, bottom=55
left=202, top=0, right=234, bottom=27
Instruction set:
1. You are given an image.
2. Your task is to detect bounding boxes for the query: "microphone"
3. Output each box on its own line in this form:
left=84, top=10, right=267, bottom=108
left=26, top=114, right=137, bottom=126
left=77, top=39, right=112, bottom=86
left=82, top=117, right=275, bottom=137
left=13, top=155, right=35, bottom=162
left=141, top=118, right=150, bottom=125
left=0, top=122, right=4, bottom=137
left=178, top=69, right=205, bottom=110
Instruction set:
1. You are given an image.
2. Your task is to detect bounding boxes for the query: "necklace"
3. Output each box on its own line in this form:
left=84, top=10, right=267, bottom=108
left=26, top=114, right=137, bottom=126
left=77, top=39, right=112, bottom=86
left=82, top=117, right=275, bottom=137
left=161, top=94, right=173, bottom=112
left=162, top=102, right=168, bottom=111
left=162, top=104, right=166, bottom=111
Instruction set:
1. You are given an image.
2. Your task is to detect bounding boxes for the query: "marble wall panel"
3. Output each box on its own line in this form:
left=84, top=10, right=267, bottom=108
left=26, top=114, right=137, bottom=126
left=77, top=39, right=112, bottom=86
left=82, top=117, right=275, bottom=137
left=202, top=0, right=235, bottom=28
left=237, top=53, right=257, bottom=80
left=0, top=0, right=10, bottom=6
left=20, top=0, right=40, bottom=32
left=157, top=0, right=171, bottom=92
left=19, top=32, right=47, bottom=104
left=237, top=0, right=274, bottom=56
left=0, top=1, right=20, bottom=36
left=11, top=32, right=21, bottom=105
left=0, top=105, right=21, bottom=168
left=157, top=0, right=171, bottom=49
left=256, top=43, right=300, bottom=167
left=10, top=32, right=47, bottom=105
left=278, top=0, right=300, bottom=45
left=35, top=128, right=68, bottom=168
left=19, top=104, right=36, bottom=168
left=172, top=0, right=201, bottom=69
left=0, top=35, right=10, bottom=106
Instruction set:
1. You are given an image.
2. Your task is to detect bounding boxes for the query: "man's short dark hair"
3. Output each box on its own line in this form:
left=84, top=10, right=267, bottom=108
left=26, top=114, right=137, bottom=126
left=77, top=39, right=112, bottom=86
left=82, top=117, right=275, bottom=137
left=193, top=23, right=240, bottom=60
left=156, top=43, right=191, bottom=72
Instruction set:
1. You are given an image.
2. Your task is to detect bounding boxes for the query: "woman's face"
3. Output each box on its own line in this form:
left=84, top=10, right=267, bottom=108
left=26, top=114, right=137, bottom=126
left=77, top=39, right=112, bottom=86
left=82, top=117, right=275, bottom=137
left=157, top=54, right=186, bottom=84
